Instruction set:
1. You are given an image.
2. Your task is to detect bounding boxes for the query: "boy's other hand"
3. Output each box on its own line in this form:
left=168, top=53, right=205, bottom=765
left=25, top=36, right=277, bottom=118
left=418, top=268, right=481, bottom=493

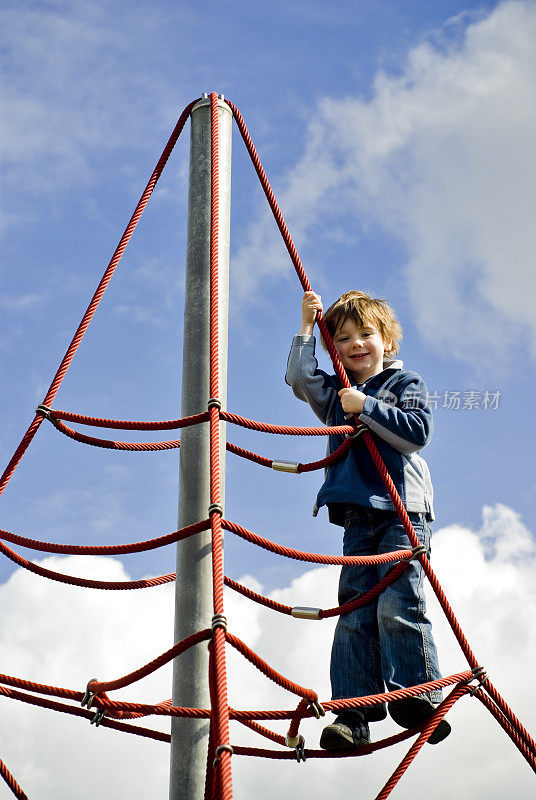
left=338, top=388, right=366, bottom=414
left=300, top=291, right=323, bottom=335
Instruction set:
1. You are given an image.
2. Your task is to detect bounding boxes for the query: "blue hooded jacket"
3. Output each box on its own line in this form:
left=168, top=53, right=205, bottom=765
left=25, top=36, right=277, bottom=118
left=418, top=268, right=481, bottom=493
left=285, top=335, right=435, bottom=525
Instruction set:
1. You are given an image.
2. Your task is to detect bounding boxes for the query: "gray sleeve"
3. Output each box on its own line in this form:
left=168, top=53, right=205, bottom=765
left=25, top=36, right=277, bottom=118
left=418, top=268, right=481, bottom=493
left=285, top=335, right=337, bottom=424
left=358, top=376, right=433, bottom=455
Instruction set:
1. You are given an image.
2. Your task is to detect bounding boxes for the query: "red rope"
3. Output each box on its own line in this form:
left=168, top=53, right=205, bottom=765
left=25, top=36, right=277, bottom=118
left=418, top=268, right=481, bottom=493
left=374, top=686, right=468, bottom=800
left=221, top=412, right=353, bottom=437
left=221, top=518, right=412, bottom=566
left=0, top=94, right=534, bottom=799
left=474, top=689, right=536, bottom=773
left=87, top=629, right=211, bottom=695
left=47, top=414, right=353, bottom=475
left=51, top=409, right=209, bottom=430
left=51, top=407, right=352, bottom=436
left=0, top=684, right=171, bottom=742
left=224, top=560, right=411, bottom=619
left=231, top=730, right=414, bottom=758
left=208, top=91, right=233, bottom=800
left=50, top=417, right=181, bottom=450
left=0, top=537, right=175, bottom=590
left=0, top=758, right=29, bottom=800
left=226, top=437, right=353, bottom=472
left=0, top=518, right=209, bottom=555
left=0, top=99, right=198, bottom=500
left=226, top=632, right=318, bottom=704
left=0, top=670, right=472, bottom=722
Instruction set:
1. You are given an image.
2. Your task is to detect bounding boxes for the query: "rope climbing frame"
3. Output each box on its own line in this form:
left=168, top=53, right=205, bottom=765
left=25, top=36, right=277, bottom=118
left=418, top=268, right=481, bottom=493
left=0, top=92, right=535, bottom=800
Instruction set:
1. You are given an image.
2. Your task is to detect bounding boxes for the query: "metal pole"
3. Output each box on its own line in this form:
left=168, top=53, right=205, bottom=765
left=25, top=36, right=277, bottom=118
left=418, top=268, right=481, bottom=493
left=169, top=94, right=232, bottom=800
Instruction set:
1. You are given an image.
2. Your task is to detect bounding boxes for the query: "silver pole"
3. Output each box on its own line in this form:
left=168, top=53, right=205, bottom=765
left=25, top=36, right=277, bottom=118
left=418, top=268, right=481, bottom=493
left=169, top=95, right=232, bottom=800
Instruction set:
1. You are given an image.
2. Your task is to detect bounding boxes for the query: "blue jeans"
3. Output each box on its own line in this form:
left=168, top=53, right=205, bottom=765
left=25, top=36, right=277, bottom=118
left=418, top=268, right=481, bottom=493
left=330, top=507, right=442, bottom=721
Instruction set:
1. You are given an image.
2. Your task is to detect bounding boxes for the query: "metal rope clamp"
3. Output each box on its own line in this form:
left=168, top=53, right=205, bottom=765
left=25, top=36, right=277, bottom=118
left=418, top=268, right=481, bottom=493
left=308, top=699, right=325, bottom=719
left=291, top=607, right=321, bottom=620
left=285, top=734, right=306, bottom=763
left=409, top=544, right=427, bottom=561
left=469, top=665, right=488, bottom=695
left=208, top=503, right=223, bottom=516
left=211, top=614, right=228, bottom=634
left=81, top=677, right=98, bottom=709
left=272, top=460, right=300, bottom=474
left=36, top=404, right=52, bottom=420
left=345, top=423, right=368, bottom=441
left=212, top=744, right=233, bottom=768
left=207, top=398, right=222, bottom=411
left=90, top=708, right=107, bottom=727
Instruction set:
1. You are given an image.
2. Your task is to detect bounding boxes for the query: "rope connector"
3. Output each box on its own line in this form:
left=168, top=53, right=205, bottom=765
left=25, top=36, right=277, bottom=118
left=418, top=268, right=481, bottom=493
left=81, top=678, right=98, bottom=709
left=208, top=503, right=223, bottom=516
left=409, top=544, right=427, bottom=560
left=36, top=404, right=52, bottom=419
left=291, top=606, right=321, bottom=620
left=207, top=397, right=222, bottom=411
left=272, top=460, right=300, bottom=474
left=285, top=734, right=306, bottom=762
left=211, top=614, right=228, bottom=634
left=469, top=665, right=489, bottom=695
left=345, top=424, right=368, bottom=441
left=309, top=700, right=326, bottom=719
left=90, top=708, right=106, bottom=726
left=212, top=744, right=233, bottom=768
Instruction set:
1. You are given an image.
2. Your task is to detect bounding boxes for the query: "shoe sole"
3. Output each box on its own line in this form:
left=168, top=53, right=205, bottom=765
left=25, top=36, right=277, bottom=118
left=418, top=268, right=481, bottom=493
left=319, top=724, right=369, bottom=751
left=388, top=698, right=451, bottom=745
left=427, top=719, right=451, bottom=745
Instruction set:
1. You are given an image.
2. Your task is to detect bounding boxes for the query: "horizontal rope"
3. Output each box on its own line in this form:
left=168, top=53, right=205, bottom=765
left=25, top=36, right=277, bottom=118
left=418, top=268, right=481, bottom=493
left=50, top=417, right=181, bottom=450
left=232, top=729, right=415, bottom=759
left=0, top=537, right=175, bottom=590
left=0, top=684, right=171, bottom=742
left=0, top=670, right=473, bottom=722
left=48, top=416, right=353, bottom=473
left=50, top=409, right=210, bottom=430
left=0, top=518, right=209, bottom=555
left=224, top=560, right=410, bottom=619
left=221, top=518, right=413, bottom=566
left=220, top=412, right=353, bottom=437
left=50, top=408, right=353, bottom=437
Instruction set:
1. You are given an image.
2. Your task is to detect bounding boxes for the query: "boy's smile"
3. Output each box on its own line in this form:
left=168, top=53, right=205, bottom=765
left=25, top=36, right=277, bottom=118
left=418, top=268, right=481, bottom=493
left=333, top=319, right=389, bottom=382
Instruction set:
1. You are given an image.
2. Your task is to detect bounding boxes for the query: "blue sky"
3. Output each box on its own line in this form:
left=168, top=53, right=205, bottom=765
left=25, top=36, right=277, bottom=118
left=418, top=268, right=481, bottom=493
left=1, top=1, right=536, bottom=798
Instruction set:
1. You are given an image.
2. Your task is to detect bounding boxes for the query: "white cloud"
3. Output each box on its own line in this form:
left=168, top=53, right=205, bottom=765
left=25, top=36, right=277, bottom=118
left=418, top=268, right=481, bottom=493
left=1, top=503, right=535, bottom=798
left=232, top=1, right=536, bottom=372
left=0, top=293, right=47, bottom=312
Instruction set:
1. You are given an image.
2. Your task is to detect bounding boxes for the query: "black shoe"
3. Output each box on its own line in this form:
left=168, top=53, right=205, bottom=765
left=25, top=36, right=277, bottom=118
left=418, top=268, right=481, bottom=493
left=388, top=697, right=451, bottom=745
left=319, top=712, right=370, bottom=751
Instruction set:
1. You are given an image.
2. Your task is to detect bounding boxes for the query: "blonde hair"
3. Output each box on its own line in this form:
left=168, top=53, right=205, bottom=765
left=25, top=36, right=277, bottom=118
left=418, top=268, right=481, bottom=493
left=321, top=290, right=402, bottom=357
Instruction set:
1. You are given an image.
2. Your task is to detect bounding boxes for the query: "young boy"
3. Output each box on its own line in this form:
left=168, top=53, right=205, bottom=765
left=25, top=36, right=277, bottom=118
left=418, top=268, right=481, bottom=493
left=285, top=289, right=450, bottom=750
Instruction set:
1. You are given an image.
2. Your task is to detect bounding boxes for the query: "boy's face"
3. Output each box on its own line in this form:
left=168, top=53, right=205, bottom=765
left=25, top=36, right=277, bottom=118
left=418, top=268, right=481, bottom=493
left=333, top=318, right=389, bottom=382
